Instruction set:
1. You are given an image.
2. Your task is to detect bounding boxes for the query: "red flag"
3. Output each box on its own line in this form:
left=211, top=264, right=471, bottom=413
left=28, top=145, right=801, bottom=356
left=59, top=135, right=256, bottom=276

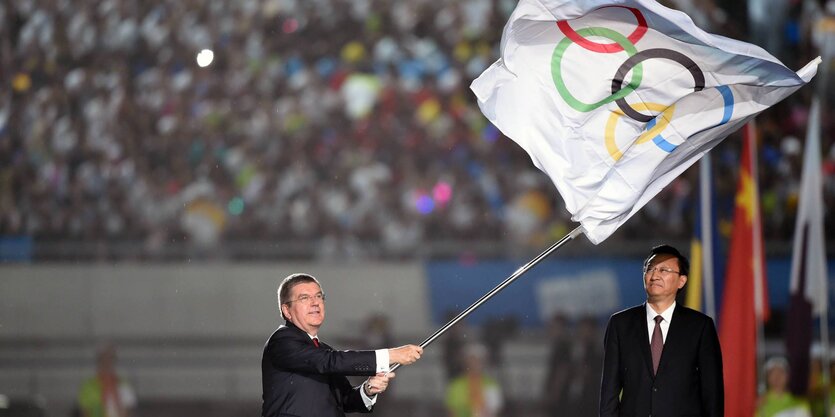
left=718, top=123, right=769, bottom=417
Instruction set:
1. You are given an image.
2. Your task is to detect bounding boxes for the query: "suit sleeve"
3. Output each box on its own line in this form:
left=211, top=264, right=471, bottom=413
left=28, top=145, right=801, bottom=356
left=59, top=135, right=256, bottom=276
left=266, top=333, right=377, bottom=376
left=336, top=377, right=373, bottom=414
left=698, top=317, right=724, bottom=417
left=599, top=316, right=621, bottom=417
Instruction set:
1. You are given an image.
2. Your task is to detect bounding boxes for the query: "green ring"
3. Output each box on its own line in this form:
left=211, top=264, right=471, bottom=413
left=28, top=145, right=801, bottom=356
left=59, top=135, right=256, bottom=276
left=551, top=27, right=643, bottom=112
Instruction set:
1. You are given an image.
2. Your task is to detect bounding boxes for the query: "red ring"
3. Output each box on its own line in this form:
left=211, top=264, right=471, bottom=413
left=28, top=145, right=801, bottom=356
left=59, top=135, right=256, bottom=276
left=556, top=6, right=647, bottom=53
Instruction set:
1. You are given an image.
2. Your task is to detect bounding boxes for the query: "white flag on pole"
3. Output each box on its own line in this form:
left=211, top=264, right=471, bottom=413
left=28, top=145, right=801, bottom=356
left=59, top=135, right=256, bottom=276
left=471, top=0, right=820, bottom=243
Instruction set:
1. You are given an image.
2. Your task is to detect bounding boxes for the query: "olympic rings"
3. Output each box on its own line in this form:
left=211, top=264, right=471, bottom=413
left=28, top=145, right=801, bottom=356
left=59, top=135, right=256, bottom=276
left=611, top=49, right=705, bottom=122
left=605, top=102, right=676, bottom=161
left=551, top=7, right=737, bottom=161
left=557, top=6, right=647, bottom=53
left=552, top=27, right=643, bottom=112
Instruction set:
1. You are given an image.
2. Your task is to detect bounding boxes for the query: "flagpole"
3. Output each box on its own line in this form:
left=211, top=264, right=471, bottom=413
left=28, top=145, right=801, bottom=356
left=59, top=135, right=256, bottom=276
left=812, top=28, right=831, bottom=409
left=389, top=226, right=585, bottom=372
left=699, top=154, right=717, bottom=320
left=748, top=124, right=768, bottom=396
left=819, top=23, right=831, bottom=416
left=821, top=310, right=831, bottom=417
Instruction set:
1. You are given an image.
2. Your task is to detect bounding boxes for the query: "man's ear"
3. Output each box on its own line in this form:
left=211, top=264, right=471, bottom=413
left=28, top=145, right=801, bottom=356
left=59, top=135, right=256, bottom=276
left=281, top=303, right=290, bottom=320
left=677, top=275, right=688, bottom=289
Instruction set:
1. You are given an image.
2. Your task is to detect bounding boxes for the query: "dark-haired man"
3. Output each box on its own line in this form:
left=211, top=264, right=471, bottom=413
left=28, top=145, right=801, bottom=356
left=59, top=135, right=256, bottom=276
left=599, top=245, right=724, bottom=417
left=262, top=273, right=423, bottom=417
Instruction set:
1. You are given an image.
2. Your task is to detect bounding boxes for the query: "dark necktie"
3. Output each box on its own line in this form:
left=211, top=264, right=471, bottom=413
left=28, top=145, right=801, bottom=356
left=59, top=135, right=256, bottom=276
left=312, top=337, right=320, bottom=348
left=651, top=315, right=663, bottom=375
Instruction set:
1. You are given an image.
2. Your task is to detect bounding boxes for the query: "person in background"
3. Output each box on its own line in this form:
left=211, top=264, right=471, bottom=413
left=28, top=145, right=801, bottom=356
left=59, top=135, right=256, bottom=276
left=78, top=344, right=137, bottom=417
left=445, top=343, right=503, bottom=417
left=542, top=313, right=570, bottom=416
left=756, top=357, right=812, bottom=417
left=563, top=316, right=602, bottom=417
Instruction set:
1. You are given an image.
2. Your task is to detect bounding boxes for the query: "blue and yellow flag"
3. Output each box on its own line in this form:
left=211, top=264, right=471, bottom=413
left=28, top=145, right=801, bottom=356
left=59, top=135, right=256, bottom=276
left=686, top=155, right=720, bottom=317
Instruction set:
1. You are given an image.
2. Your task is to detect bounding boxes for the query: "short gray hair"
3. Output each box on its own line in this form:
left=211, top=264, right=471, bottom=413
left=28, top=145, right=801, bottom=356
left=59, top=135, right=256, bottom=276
left=277, top=273, right=321, bottom=320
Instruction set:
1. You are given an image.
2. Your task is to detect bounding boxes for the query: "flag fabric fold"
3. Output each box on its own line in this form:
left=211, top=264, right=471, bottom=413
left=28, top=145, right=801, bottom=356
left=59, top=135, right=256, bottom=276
left=718, top=123, right=769, bottom=417
left=471, top=0, right=819, bottom=243
left=785, top=98, right=829, bottom=396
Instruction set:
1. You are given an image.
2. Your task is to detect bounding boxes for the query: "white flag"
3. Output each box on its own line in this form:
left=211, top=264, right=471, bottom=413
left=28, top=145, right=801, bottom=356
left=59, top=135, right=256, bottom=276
left=789, top=98, right=828, bottom=316
left=471, top=0, right=819, bottom=243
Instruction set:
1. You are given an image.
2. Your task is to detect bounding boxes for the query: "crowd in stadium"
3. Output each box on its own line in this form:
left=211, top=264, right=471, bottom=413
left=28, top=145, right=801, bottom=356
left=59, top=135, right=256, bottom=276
left=1, top=0, right=832, bottom=259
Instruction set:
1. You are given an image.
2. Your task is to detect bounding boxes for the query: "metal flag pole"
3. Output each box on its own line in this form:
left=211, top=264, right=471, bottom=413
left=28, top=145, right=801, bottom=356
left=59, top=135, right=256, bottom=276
left=389, top=226, right=585, bottom=372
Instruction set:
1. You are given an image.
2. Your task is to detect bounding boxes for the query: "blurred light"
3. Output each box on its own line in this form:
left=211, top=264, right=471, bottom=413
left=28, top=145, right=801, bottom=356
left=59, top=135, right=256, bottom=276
left=432, top=181, right=452, bottom=206
left=12, top=73, right=31, bottom=92
left=414, top=192, right=434, bottom=215
left=482, top=123, right=500, bottom=143
left=227, top=197, right=244, bottom=216
left=196, top=49, right=214, bottom=67
left=282, top=18, right=299, bottom=34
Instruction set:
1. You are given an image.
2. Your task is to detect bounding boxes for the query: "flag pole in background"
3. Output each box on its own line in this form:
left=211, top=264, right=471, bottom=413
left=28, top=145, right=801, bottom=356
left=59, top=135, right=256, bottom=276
left=818, top=19, right=833, bottom=417
left=688, top=154, right=717, bottom=319
left=747, top=123, right=769, bottom=399
left=699, top=155, right=717, bottom=320
left=389, top=226, right=584, bottom=372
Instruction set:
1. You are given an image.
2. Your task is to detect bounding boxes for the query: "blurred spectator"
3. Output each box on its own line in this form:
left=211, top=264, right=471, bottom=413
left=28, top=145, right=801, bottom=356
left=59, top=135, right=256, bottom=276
left=364, top=312, right=394, bottom=350
left=0, top=0, right=830, bottom=260
left=77, top=344, right=137, bottom=417
left=807, top=355, right=835, bottom=417
left=541, top=313, right=570, bottom=417
left=756, top=356, right=812, bottom=417
left=480, top=316, right=517, bottom=371
left=445, top=343, right=503, bottom=417
left=562, top=316, right=603, bottom=417
left=442, top=310, right=471, bottom=381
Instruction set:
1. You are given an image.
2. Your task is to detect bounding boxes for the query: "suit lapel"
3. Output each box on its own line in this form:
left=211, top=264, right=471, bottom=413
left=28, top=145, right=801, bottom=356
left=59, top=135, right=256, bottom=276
left=637, top=304, right=655, bottom=378
left=656, top=304, right=685, bottom=376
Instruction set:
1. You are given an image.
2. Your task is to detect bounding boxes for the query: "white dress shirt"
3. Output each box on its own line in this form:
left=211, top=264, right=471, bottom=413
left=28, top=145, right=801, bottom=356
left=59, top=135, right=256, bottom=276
left=307, top=332, right=390, bottom=408
left=646, top=302, right=675, bottom=345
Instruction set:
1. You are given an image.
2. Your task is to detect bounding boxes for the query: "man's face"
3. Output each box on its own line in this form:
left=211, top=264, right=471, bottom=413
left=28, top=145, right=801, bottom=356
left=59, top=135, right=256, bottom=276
left=281, top=282, right=326, bottom=335
left=643, top=254, right=687, bottom=303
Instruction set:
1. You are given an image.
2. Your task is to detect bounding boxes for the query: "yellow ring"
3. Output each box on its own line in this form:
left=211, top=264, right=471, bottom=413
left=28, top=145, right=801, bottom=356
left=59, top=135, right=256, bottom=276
left=605, top=102, right=675, bottom=161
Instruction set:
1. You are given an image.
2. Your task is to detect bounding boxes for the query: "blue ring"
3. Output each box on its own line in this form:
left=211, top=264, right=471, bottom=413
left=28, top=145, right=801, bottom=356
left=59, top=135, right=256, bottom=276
left=644, top=85, right=735, bottom=153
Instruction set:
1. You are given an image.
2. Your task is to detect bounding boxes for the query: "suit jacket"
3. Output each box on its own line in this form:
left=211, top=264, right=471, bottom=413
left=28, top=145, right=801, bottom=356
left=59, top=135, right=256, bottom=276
left=262, top=322, right=378, bottom=417
left=600, top=304, right=723, bottom=417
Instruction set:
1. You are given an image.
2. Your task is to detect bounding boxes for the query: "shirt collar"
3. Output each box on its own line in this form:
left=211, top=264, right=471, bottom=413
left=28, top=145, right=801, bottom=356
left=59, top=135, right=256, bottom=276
left=646, top=301, right=676, bottom=323
left=285, top=321, right=319, bottom=339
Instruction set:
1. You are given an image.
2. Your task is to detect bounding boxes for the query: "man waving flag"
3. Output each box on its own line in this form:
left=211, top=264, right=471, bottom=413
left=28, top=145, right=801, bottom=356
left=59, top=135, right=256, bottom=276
left=471, top=0, right=819, bottom=244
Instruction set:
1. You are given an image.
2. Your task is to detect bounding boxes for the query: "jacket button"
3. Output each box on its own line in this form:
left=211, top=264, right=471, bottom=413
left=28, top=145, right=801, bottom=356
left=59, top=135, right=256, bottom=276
left=653, top=387, right=658, bottom=392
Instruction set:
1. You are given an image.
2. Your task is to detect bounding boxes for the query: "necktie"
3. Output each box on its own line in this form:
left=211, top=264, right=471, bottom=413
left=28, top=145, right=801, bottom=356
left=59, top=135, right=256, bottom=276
left=651, top=315, right=663, bottom=375
left=312, top=337, right=320, bottom=348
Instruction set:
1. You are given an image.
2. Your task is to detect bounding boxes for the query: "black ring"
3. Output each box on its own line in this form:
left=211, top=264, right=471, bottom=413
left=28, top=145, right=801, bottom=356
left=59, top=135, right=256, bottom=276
left=611, top=48, right=705, bottom=123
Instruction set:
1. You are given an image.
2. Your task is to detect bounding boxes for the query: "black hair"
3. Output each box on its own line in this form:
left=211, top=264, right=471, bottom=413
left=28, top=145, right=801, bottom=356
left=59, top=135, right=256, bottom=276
left=643, top=244, right=689, bottom=277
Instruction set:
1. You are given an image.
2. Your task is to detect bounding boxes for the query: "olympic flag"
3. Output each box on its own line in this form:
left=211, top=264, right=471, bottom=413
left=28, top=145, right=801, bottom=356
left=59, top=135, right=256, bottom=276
left=471, top=0, right=820, bottom=244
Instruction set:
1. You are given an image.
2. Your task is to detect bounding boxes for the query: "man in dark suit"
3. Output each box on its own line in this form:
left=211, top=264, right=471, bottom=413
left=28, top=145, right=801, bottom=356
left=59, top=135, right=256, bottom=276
left=600, top=245, right=724, bottom=417
left=262, top=273, right=423, bottom=417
